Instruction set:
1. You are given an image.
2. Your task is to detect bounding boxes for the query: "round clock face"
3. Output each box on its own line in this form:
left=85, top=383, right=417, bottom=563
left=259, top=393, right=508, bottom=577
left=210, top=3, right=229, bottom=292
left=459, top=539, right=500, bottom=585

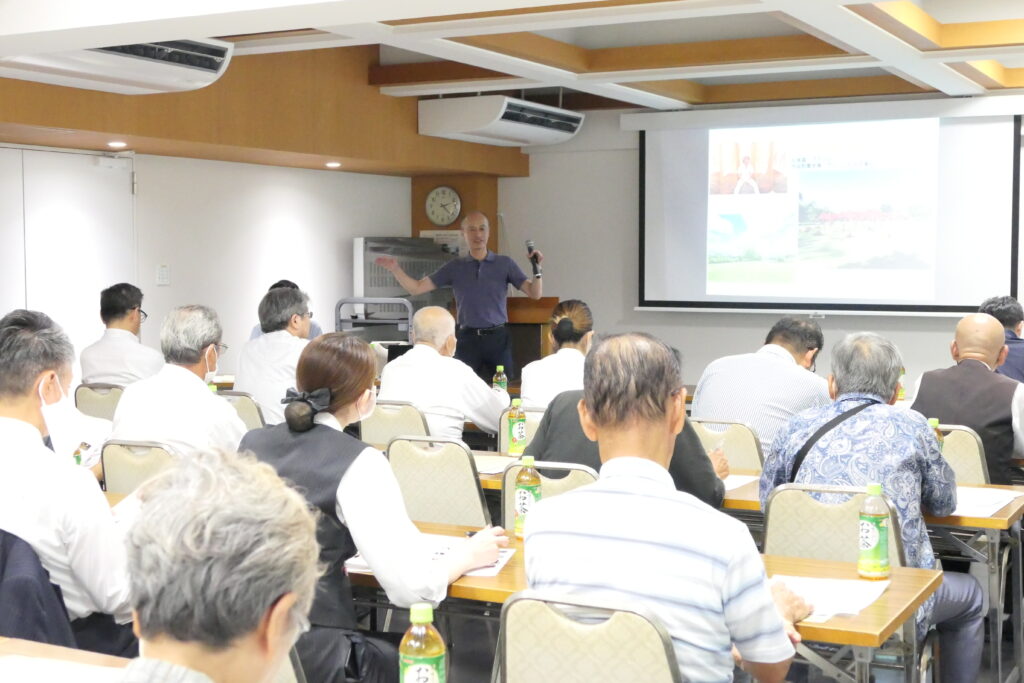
left=425, top=186, right=461, bottom=227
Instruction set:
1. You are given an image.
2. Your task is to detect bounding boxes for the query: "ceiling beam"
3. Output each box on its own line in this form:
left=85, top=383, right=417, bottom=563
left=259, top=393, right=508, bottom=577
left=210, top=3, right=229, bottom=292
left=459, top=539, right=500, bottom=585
left=582, top=54, right=877, bottom=83
left=702, top=73, right=931, bottom=104
left=453, top=32, right=589, bottom=72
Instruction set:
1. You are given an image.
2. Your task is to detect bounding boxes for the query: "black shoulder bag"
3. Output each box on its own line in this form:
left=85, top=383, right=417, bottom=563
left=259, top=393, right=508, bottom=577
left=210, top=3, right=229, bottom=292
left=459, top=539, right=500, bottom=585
left=787, top=402, right=875, bottom=483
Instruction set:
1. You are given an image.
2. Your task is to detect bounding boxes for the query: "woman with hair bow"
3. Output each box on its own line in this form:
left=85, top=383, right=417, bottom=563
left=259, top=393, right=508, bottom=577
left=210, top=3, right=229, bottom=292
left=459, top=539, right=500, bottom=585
left=241, top=332, right=508, bottom=683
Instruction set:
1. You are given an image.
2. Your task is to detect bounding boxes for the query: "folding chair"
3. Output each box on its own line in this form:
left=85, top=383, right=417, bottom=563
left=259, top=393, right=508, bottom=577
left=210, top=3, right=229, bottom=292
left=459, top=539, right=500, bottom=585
left=689, top=418, right=763, bottom=471
left=100, top=440, right=178, bottom=495
left=500, top=461, right=598, bottom=529
left=361, top=400, right=429, bottom=446
left=218, top=390, right=266, bottom=431
left=74, top=383, right=124, bottom=421
left=497, top=406, right=545, bottom=453
left=386, top=436, right=489, bottom=526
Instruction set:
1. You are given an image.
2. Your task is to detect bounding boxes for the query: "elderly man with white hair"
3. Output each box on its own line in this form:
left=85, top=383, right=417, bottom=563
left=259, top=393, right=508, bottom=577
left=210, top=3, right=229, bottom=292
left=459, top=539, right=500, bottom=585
left=0, top=449, right=319, bottom=683
left=377, top=306, right=509, bottom=439
left=111, top=305, right=246, bottom=454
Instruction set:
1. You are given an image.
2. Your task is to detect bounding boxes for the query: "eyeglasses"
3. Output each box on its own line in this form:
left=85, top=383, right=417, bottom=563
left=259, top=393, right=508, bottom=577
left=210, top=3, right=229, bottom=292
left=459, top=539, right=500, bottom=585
left=303, top=311, right=314, bottom=319
left=136, top=308, right=148, bottom=323
left=215, top=343, right=229, bottom=354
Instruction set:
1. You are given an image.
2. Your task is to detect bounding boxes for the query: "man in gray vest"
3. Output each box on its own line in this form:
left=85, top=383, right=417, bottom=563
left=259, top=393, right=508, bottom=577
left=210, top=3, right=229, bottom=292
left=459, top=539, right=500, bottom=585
left=911, top=313, right=1024, bottom=485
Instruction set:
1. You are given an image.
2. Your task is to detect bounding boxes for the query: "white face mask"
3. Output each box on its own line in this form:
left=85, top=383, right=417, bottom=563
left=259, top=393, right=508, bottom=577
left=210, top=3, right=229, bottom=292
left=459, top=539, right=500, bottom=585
left=204, top=345, right=219, bottom=384
left=38, top=375, right=77, bottom=454
left=357, top=388, right=376, bottom=423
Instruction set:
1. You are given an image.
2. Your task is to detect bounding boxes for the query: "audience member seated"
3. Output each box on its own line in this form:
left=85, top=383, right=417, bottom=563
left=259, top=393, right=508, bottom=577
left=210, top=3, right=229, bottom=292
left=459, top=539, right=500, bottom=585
left=249, top=280, right=323, bottom=341
left=525, top=333, right=807, bottom=683
left=0, top=449, right=320, bottom=682
left=80, top=283, right=163, bottom=385
left=0, top=310, right=135, bottom=656
left=111, top=305, right=246, bottom=455
left=241, top=332, right=508, bottom=683
left=762, top=332, right=984, bottom=680
left=235, top=287, right=311, bottom=424
left=378, top=306, right=509, bottom=440
left=911, top=313, right=1024, bottom=485
left=692, top=316, right=829, bottom=452
left=979, top=295, right=1024, bottom=382
left=525, top=388, right=727, bottom=507
left=520, top=299, right=593, bottom=409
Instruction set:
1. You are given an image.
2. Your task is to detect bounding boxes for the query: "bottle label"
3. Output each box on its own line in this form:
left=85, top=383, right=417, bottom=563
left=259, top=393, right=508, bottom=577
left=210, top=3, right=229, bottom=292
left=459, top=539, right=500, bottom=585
left=858, top=514, right=890, bottom=578
left=493, top=379, right=508, bottom=391
left=509, top=418, right=527, bottom=454
left=514, top=483, right=541, bottom=536
left=400, top=653, right=446, bottom=683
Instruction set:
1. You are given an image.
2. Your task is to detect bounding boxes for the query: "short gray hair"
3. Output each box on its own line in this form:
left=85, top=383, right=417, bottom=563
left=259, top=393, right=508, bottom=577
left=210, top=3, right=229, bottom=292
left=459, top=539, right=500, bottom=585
left=584, top=332, right=682, bottom=427
left=127, top=450, right=320, bottom=649
left=161, top=305, right=222, bottom=364
left=412, top=306, right=455, bottom=347
left=0, top=310, right=74, bottom=398
left=259, top=288, right=310, bottom=333
left=831, top=332, right=903, bottom=398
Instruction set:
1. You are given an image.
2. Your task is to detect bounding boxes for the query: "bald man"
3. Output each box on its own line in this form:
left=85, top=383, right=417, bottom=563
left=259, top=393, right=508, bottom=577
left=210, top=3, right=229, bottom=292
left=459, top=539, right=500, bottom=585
left=376, top=211, right=544, bottom=381
left=378, top=306, right=510, bottom=439
left=911, top=313, right=1024, bottom=484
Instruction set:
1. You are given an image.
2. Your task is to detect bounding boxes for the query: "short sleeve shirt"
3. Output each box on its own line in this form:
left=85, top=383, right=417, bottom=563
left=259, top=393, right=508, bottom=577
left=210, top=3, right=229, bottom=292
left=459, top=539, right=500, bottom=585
left=428, top=252, right=528, bottom=328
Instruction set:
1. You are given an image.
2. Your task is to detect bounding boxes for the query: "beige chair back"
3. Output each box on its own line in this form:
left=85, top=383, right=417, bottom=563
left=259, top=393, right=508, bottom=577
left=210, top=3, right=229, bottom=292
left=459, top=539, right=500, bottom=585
left=500, top=590, right=682, bottom=683
left=387, top=436, right=489, bottom=526
left=218, top=390, right=266, bottom=431
left=764, top=484, right=905, bottom=567
left=101, top=440, right=178, bottom=495
left=939, top=424, right=989, bottom=485
left=500, top=461, right=598, bottom=529
left=361, top=400, right=429, bottom=445
left=689, top=418, right=763, bottom=471
left=498, top=406, right=545, bottom=453
left=74, top=383, right=124, bottom=421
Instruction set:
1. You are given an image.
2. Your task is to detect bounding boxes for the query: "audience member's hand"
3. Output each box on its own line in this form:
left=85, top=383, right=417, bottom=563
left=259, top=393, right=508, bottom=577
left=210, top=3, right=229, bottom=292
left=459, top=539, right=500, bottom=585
left=374, top=256, right=398, bottom=272
left=770, top=580, right=813, bottom=644
left=709, top=447, right=730, bottom=480
left=466, top=526, right=510, bottom=569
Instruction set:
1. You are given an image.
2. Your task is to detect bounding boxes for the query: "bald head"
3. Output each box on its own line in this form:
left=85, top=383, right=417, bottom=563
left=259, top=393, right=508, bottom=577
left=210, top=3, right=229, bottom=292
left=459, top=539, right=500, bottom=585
left=952, top=313, right=1008, bottom=368
left=412, top=306, right=456, bottom=354
left=460, top=211, right=489, bottom=230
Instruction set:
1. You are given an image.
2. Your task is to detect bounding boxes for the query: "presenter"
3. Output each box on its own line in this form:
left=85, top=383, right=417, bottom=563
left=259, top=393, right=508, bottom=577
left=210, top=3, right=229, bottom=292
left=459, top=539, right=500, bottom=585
left=376, top=210, right=544, bottom=380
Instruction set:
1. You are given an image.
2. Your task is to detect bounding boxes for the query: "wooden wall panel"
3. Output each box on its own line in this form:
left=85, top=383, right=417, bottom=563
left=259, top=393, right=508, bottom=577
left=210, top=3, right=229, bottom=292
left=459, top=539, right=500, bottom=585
left=411, top=175, right=499, bottom=250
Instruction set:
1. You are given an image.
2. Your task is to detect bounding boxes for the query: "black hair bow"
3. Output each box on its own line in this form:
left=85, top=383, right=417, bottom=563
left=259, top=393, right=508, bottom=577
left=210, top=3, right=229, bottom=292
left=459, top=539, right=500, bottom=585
left=282, top=387, right=331, bottom=412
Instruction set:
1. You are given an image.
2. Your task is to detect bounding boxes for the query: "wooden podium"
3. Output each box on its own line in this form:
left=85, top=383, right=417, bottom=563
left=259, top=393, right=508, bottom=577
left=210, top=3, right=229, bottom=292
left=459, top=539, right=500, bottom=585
left=507, top=296, right=558, bottom=381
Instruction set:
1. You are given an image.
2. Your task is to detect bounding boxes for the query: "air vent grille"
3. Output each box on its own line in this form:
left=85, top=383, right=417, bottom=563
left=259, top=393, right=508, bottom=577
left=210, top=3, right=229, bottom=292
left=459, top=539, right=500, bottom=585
left=501, top=102, right=582, bottom=132
left=94, top=40, right=228, bottom=73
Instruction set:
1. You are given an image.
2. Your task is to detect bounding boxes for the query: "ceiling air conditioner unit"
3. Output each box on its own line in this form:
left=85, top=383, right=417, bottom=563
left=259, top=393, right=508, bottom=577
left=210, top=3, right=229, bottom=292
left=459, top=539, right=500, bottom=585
left=419, top=95, right=585, bottom=147
left=0, top=38, right=233, bottom=95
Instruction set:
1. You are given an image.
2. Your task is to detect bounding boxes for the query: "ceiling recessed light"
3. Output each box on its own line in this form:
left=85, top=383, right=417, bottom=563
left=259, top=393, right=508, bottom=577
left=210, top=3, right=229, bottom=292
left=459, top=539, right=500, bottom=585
left=325, top=161, right=342, bottom=169
left=107, top=141, right=128, bottom=149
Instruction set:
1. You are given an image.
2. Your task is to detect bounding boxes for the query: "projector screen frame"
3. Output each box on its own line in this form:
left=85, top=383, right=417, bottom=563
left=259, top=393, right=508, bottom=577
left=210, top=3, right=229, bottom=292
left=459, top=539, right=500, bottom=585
left=637, top=115, right=1022, bottom=315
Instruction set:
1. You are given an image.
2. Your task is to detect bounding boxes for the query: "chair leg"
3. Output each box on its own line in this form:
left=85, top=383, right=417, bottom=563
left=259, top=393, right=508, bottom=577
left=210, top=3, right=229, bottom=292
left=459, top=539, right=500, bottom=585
left=918, top=630, right=939, bottom=683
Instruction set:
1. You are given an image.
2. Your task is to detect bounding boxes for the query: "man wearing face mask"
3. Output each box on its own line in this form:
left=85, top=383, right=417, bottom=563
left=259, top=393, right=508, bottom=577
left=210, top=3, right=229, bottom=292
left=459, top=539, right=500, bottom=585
left=110, top=305, right=246, bottom=455
left=0, top=310, right=135, bottom=655
left=377, top=306, right=509, bottom=440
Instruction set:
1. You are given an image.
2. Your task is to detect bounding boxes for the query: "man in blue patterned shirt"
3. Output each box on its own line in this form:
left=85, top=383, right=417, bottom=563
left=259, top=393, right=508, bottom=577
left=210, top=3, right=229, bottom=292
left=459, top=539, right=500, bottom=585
left=760, top=332, right=983, bottom=682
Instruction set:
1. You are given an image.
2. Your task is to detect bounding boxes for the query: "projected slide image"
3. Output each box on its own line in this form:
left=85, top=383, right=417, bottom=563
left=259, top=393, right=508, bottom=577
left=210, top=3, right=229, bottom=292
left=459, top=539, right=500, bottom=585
left=706, top=120, right=939, bottom=301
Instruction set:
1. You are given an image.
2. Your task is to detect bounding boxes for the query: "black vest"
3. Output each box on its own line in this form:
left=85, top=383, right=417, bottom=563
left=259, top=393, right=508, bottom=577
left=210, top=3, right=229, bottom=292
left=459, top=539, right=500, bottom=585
left=240, top=423, right=364, bottom=629
left=911, top=360, right=1017, bottom=485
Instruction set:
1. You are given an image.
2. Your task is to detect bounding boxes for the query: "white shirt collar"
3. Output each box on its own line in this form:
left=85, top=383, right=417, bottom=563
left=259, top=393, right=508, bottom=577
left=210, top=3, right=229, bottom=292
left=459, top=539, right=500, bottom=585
left=162, top=363, right=209, bottom=388
left=599, top=456, right=674, bottom=489
left=0, top=415, right=44, bottom=445
left=554, top=347, right=585, bottom=359
left=103, top=328, right=140, bottom=343
left=314, top=411, right=344, bottom=432
left=757, top=344, right=798, bottom=365
left=408, top=343, right=442, bottom=358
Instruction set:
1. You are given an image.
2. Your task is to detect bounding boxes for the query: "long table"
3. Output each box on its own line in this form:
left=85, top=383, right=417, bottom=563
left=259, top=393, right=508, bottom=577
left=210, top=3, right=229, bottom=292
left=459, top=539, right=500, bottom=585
left=0, top=637, right=127, bottom=668
left=349, top=522, right=939, bottom=683
left=725, top=476, right=1024, bottom=683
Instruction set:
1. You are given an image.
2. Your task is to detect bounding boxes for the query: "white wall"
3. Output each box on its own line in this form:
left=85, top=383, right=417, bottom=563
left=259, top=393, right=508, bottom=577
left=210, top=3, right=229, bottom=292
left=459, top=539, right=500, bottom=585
left=498, top=110, right=988, bottom=388
left=134, top=155, right=410, bottom=372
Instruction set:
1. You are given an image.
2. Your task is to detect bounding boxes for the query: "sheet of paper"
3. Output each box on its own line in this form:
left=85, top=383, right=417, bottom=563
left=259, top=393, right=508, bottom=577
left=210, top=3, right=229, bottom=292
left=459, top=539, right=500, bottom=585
left=345, top=533, right=516, bottom=577
left=723, top=474, right=758, bottom=491
left=952, top=487, right=1024, bottom=518
left=770, top=575, right=889, bottom=621
left=473, top=454, right=517, bottom=475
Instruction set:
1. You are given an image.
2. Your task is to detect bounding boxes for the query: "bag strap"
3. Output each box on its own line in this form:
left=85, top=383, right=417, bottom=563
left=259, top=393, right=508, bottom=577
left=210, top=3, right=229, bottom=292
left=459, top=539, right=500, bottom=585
left=787, top=402, right=875, bottom=483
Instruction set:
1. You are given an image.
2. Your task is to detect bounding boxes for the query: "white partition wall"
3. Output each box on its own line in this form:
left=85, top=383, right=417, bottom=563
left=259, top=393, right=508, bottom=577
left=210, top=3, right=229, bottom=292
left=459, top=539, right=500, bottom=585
left=0, top=148, right=26, bottom=313
left=22, top=150, right=135, bottom=357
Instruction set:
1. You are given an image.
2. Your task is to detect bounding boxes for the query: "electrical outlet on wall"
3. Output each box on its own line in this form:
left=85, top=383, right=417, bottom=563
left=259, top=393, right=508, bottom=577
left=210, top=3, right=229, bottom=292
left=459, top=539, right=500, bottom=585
left=156, top=264, right=171, bottom=286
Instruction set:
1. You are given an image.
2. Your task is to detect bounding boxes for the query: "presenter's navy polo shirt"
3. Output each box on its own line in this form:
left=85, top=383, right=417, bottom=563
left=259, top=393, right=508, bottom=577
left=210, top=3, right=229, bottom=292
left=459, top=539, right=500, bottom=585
left=429, top=251, right=528, bottom=328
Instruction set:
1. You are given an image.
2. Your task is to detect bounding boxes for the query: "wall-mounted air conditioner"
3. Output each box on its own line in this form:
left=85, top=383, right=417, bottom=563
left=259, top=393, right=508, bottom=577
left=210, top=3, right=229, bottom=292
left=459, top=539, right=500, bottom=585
left=419, top=95, right=585, bottom=147
left=0, top=38, right=233, bottom=95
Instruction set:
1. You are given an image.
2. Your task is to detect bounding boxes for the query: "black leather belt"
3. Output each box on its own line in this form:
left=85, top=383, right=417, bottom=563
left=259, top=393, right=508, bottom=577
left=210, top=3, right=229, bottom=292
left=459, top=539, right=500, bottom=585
left=460, top=323, right=506, bottom=336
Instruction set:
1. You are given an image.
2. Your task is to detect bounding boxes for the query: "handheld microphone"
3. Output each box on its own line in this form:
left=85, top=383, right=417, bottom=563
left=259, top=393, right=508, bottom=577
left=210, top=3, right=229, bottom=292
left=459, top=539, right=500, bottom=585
left=525, top=240, right=541, bottom=276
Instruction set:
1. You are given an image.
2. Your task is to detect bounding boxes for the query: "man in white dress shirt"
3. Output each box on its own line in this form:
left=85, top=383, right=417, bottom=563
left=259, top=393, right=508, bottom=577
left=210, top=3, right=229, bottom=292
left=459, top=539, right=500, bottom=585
left=235, top=287, right=311, bottom=424
left=0, top=310, right=134, bottom=655
left=692, top=317, right=830, bottom=452
left=80, top=283, right=164, bottom=385
left=111, top=305, right=246, bottom=455
left=378, top=306, right=509, bottom=439
left=249, top=279, right=323, bottom=341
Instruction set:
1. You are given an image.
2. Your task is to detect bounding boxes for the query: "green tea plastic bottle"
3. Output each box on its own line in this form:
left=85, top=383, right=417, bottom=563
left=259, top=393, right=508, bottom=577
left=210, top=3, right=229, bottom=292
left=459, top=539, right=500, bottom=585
left=514, top=455, right=541, bottom=539
left=858, top=483, right=890, bottom=580
left=508, top=398, right=527, bottom=455
left=399, top=603, right=446, bottom=683
left=492, top=365, right=508, bottom=391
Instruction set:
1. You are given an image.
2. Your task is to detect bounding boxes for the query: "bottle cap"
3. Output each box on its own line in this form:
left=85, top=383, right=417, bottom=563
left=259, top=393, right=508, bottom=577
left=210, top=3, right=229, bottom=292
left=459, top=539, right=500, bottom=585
left=512, top=398, right=522, bottom=406
left=927, top=418, right=939, bottom=428
left=496, top=365, right=504, bottom=372
left=866, top=483, right=883, bottom=496
left=409, top=602, right=433, bottom=624
left=521, top=455, right=535, bottom=467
